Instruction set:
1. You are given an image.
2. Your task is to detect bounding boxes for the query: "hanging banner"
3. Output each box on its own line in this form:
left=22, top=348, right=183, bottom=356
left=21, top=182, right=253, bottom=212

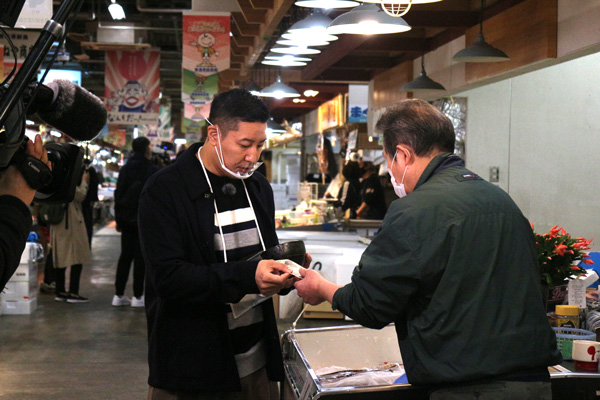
left=181, top=12, right=230, bottom=104
left=348, top=84, right=368, bottom=123
left=15, top=0, right=53, bottom=29
left=182, top=101, right=212, bottom=140
left=105, top=50, right=161, bottom=126
left=0, top=29, right=40, bottom=79
left=0, top=45, right=4, bottom=79
left=139, top=102, right=174, bottom=147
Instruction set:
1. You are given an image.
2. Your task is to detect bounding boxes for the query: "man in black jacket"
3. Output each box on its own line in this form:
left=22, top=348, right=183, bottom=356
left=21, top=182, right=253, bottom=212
left=112, top=136, right=158, bottom=308
left=139, top=89, right=298, bottom=399
left=0, top=135, right=49, bottom=287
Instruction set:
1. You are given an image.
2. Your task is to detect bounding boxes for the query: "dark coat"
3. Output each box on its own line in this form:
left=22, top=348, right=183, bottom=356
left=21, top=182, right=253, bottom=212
left=0, top=195, right=31, bottom=287
left=114, top=153, right=158, bottom=228
left=333, top=154, right=562, bottom=385
left=138, top=142, right=284, bottom=393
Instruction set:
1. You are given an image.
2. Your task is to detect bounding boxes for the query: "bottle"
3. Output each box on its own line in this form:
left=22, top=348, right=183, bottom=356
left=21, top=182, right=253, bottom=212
left=556, top=305, right=580, bottom=328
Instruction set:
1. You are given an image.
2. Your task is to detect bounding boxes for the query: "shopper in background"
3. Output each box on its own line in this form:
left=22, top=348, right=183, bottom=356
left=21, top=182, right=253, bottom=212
left=139, top=88, right=299, bottom=400
left=0, top=135, right=49, bottom=288
left=336, top=160, right=361, bottom=219
left=52, top=171, right=91, bottom=303
left=112, top=137, right=159, bottom=308
left=356, top=161, right=387, bottom=220
left=82, top=158, right=101, bottom=249
left=295, top=99, right=561, bottom=400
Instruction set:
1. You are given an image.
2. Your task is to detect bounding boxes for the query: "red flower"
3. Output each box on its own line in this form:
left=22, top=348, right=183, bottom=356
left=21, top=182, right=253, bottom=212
left=553, top=244, right=568, bottom=256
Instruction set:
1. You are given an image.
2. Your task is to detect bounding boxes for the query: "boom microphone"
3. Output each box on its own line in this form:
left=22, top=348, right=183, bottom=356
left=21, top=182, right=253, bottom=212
left=30, top=79, right=107, bottom=141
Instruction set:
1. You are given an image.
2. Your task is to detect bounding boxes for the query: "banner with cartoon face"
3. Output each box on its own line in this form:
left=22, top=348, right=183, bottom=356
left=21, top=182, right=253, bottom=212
left=181, top=12, right=230, bottom=104
left=105, top=50, right=161, bottom=125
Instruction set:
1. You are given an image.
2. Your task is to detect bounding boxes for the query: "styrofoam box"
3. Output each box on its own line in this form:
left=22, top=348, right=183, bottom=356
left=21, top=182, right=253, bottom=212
left=2, top=279, right=37, bottom=301
left=1, top=298, right=37, bottom=315
left=19, top=242, right=43, bottom=264
left=10, top=261, right=38, bottom=282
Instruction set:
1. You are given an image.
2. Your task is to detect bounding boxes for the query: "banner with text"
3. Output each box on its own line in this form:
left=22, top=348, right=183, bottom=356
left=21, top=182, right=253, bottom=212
left=181, top=12, right=229, bottom=104
left=0, top=29, right=40, bottom=79
left=15, top=0, right=53, bottom=29
left=105, top=50, right=161, bottom=126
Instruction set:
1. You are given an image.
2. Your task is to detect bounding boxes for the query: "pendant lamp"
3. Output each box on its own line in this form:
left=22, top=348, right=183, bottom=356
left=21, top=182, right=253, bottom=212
left=401, top=56, right=445, bottom=92
left=244, top=80, right=262, bottom=96
left=259, top=76, right=300, bottom=99
left=327, top=4, right=411, bottom=35
left=452, top=0, right=509, bottom=63
left=295, top=0, right=359, bottom=8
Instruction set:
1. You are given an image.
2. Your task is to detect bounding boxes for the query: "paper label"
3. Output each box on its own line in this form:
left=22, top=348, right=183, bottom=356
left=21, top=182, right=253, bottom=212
left=568, top=279, right=586, bottom=309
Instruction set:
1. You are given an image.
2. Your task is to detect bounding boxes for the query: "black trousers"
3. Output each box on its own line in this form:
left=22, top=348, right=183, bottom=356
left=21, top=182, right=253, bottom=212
left=55, top=264, right=83, bottom=294
left=115, top=224, right=145, bottom=298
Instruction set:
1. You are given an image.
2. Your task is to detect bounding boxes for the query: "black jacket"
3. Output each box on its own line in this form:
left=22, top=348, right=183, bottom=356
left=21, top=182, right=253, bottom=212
left=114, top=153, right=158, bottom=228
left=138, top=143, right=284, bottom=393
left=0, top=195, right=32, bottom=287
left=333, top=154, right=562, bottom=385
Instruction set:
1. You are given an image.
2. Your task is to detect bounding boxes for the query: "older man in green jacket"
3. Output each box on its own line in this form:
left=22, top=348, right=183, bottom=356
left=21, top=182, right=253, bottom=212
left=295, top=99, right=561, bottom=399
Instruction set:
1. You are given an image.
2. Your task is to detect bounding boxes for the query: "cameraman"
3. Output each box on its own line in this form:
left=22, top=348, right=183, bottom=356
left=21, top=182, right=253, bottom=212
left=0, top=135, right=49, bottom=287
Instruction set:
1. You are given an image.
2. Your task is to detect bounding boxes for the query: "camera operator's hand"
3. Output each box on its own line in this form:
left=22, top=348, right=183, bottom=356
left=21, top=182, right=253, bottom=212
left=0, top=135, right=50, bottom=206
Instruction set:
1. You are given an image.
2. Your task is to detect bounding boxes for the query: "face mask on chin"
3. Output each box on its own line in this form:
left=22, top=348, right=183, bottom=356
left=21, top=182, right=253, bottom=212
left=388, top=150, right=409, bottom=198
left=210, top=122, right=262, bottom=180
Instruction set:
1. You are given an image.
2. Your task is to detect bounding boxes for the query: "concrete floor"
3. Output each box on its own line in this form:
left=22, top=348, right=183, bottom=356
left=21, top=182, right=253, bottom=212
left=0, top=223, right=348, bottom=399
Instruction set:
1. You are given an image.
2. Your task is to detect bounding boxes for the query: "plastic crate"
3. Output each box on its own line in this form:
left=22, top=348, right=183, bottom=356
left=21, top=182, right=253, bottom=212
left=553, top=327, right=596, bottom=360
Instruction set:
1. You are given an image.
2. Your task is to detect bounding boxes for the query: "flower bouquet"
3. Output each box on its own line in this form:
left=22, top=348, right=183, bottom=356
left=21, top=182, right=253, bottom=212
left=532, top=224, right=594, bottom=287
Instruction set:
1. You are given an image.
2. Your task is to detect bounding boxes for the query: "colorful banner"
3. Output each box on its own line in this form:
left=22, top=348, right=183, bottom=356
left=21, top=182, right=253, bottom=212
left=0, top=45, right=3, bottom=79
left=0, top=29, right=40, bottom=79
left=140, top=102, right=174, bottom=147
left=105, top=50, right=161, bottom=126
left=182, top=101, right=211, bottom=140
left=15, top=0, right=53, bottom=29
left=348, top=84, right=368, bottom=123
left=181, top=12, right=230, bottom=104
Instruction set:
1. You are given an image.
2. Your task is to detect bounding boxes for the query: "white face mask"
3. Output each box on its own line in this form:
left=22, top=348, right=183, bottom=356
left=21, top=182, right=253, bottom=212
left=206, top=118, right=263, bottom=180
left=388, top=150, right=409, bottom=198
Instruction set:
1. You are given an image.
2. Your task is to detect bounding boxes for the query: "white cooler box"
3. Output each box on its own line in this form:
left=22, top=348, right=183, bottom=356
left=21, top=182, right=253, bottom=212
left=2, top=277, right=37, bottom=301
left=1, top=298, right=37, bottom=315
left=11, top=260, right=38, bottom=282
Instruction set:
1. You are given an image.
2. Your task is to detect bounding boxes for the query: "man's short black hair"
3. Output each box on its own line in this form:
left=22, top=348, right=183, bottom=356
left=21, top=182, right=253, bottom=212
left=376, top=99, right=455, bottom=157
left=132, top=136, right=151, bottom=155
left=208, top=88, right=269, bottom=134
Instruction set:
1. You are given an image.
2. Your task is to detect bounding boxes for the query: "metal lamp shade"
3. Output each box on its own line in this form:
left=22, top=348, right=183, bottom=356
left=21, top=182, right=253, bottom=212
left=453, top=32, right=510, bottom=62
left=259, top=76, right=300, bottom=98
left=295, top=0, right=359, bottom=8
left=401, top=72, right=446, bottom=91
left=326, top=4, right=411, bottom=35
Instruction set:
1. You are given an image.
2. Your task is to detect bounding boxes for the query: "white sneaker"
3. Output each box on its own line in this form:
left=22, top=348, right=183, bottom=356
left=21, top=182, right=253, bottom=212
left=112, top=295, right=131, bottom=307
left=131, top=296, right=145, bottom=308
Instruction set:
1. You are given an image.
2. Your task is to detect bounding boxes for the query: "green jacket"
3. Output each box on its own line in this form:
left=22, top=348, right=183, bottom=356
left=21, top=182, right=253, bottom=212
left=333, top=153, right=562, bottom=385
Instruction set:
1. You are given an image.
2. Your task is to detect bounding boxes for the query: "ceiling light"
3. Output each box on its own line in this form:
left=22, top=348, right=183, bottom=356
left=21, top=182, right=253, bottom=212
left=281, top=30, right=338, bottom=43
left=327, top=4, right=412, bottom=35
left=261, top=59, right=308, bottom=67
left=303, top=89, right=319, bottom=97
left=244, top=80, right=262, bottom=96
left=108, top=0, right=126, bottom=20
left=295, top=0, right=359, bottom=8
left=293, top=98, right=307, bottom=103
left=359, top=0, right=442, bottom=17
left=286, top=10, right=338, bottom=40
left=401, top=56, right=446, bottom=91
left=264, top=53, right=311, bottom=62
left=259, top=76, right=300, bottom=99
left=452, top=0, right=509, bottom=63
left=277, top=38, right=331, bottom=47
left=270, top=45, right=321, bottom=55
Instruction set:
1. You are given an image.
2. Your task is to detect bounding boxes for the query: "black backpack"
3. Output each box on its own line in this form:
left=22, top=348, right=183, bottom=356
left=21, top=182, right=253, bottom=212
left=39, top=203, right=67, bottom=225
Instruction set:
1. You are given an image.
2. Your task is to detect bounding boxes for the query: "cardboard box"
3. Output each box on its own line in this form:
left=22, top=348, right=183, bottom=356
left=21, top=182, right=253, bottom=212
left=10, top=261, right=38, bottom=282
left=2, top=279, right=37, bottom=301
left=303, top=302, right=345, bottom=320
left=1, top=298, right=37, bottom=315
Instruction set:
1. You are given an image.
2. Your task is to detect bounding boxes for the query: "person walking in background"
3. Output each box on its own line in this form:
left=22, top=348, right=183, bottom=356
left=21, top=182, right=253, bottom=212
left=82, top=158, right=101, bottom=249
left=52, top=171, right=91, bottom=303
left=112, top=137, right=159, bottom=308
left=356, top=161, right=387, bottom=220
left=336, top=161, right=362, bottom=219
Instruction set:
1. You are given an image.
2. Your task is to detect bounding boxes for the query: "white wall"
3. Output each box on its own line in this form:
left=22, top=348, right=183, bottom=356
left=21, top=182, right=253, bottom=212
left=459, top=51, right=600, bottom=247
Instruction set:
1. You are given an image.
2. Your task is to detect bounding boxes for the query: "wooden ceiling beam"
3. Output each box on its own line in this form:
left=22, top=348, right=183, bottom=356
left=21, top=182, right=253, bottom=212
left=232, top=12, right=261, bottom=36
left=403, top=10, right=478, bottom=29
left=237, top=0, right=267, bottom=24
left=356, top=36, right=428, bottom=53
left=249, top=0, right=274, bottom=8
left=232, top=34, right=254, bottom=48
left=316, top=69, right=372, bottom=82
left=331, top=56, right=395, bottom=69
left=301, top=35, right=370, bottom=80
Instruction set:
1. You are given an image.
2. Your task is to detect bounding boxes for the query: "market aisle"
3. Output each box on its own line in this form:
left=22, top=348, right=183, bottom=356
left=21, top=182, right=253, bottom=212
left=0, top=225, right=148, bottom=400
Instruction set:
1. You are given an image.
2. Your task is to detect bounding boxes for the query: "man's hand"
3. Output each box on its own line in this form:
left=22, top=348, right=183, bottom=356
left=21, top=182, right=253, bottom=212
left=256, top=259, right=293, bottom=296
left=0, top=135, right=50, bottom=206
left=294, top=268, right=341, bottom=306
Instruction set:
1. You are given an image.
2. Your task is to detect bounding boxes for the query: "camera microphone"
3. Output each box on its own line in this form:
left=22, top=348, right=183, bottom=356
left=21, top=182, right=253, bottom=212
left=29, top=79, right=107, bottom=141
left=222, top=183, right=237, bottom=196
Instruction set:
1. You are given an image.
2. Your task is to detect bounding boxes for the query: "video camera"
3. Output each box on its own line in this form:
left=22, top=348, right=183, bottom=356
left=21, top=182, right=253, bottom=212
left=0, top=0, right=107, bottom=203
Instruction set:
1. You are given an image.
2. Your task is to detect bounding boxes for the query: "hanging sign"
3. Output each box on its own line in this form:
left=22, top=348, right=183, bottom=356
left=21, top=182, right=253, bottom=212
left=0, top=29, right=40, bottom=78
left=0, top=45, right=3, bottom=79
left=181, top=12, right=230, bottom=104
left=15, top=0, right=52, bottom=29
left=348, top=84, right=368, bottom=123
left=105, top=50, right=161, bottom=126
left=140, top=102, right=174, bottom=147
